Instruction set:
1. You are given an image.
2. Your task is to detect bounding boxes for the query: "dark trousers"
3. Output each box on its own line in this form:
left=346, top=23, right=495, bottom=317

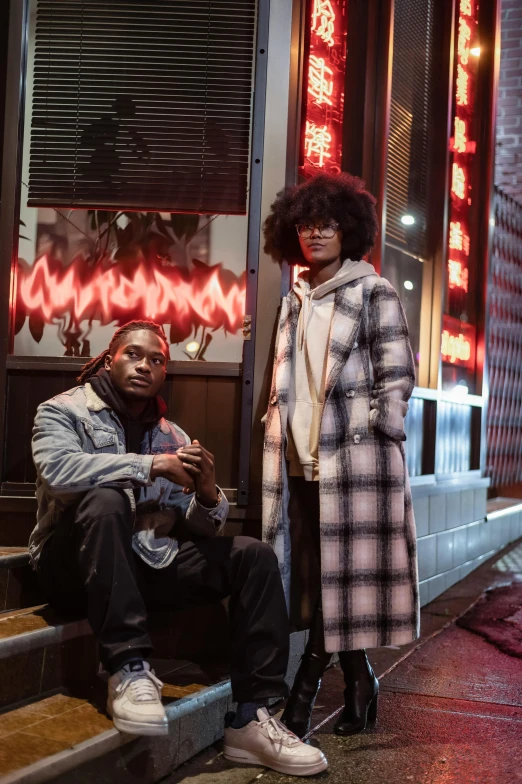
left=288, top=477, right=322, bottom=629
left=38, top=487, right=290, bottom=702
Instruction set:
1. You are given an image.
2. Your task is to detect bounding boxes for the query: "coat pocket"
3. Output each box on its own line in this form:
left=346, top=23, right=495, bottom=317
left=81, top=419, right=117, bottom=450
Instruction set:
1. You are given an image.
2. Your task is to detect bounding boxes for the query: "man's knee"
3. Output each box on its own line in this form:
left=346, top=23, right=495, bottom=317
left=77, top=487, right=130, bottom=526
left=234, top=537, right=278, bottom=569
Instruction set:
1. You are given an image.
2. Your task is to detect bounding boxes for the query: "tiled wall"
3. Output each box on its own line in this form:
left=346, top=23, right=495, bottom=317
left=413, top=484, right=522, bottom=607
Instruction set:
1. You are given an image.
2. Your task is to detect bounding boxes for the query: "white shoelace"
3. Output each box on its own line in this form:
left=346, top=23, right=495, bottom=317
left=116, top=669, right=164, bottom=703
left=261, top=715, right=302, bottom=747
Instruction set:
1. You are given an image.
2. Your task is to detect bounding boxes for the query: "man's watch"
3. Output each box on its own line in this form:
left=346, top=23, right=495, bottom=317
left=197, top=490, right=222, bottom=508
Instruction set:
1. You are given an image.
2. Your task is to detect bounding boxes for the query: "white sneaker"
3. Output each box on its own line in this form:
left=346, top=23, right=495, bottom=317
left=223, top=708, right=328, bottom=777
left=107, top=661, right=168, bottom=736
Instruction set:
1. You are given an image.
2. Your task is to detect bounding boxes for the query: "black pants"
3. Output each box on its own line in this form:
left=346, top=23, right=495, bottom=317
left=38, top=487, right=290, bottom=702
left=288, top=477, right=322, bottom=629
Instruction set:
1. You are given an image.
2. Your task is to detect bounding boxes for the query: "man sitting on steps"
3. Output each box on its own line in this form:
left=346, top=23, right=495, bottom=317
left=28, top=319, right=327, bottom=777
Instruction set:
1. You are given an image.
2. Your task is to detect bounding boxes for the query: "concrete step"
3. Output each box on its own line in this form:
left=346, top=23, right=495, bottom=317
left=0, top=628, right=307, bottom=784
left=0, top=599, right=235, bottom=708
left=0, top=548, right=43, bottom=612
left=0, top=669, right=234, bottom=783
left=0, top=604, right=96, bottom=710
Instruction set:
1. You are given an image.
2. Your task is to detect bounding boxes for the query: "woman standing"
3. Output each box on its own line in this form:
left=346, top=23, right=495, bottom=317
left=262, top=173, right=419, bottom=738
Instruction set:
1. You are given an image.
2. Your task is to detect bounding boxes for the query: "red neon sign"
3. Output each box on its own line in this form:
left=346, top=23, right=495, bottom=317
left=312, top=0, right=336, bottom=47
left=308, top=56, right=334, bottom=106
left=301, top=0, right=347, bottom=176
left=441, top=316, right=475, bottom=367
left=16, top=254, right=246, bottom=336
left=305, top=122, right=332, bottom=166
left=448, top=259, right=469, bottom=292
left=445, top=0, right=479, bottom=305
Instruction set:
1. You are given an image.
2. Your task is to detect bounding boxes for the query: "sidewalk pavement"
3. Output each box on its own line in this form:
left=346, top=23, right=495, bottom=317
left=163, top=537, right=522, bottom=784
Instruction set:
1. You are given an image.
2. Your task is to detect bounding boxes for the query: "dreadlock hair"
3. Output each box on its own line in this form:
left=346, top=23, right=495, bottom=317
left=263, top=172, right=379, bottom=265
left=77, top=320, right=169, bottom=384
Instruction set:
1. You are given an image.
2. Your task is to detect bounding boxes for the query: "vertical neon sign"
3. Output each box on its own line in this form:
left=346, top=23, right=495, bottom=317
left=301, top=0, right=347, bottom=177
left=442, top=0, right=479, bottom=372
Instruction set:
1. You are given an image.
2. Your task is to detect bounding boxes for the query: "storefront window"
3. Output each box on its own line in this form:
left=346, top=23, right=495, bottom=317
left=12, top=0, right=253, bottom=362
left=380, top=0, right=436, bottom=385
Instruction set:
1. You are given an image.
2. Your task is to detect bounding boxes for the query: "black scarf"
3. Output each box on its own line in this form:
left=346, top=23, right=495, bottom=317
left=89, top=368, right=167, bottom=454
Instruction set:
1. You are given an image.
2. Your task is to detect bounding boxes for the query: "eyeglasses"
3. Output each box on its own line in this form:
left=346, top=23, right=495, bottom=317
left=295, top=223, right=340, bottom=239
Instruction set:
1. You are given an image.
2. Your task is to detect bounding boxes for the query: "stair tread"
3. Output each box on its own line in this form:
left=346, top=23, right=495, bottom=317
left=0, top=670, right=227, bottom=782
left=0, top=547, right=30, bottom=569
left=0, top=604, right=90, bottom=659
left=0, top=691, right=122, bottom=779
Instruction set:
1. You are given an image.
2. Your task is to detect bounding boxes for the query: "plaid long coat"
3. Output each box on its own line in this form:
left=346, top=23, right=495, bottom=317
left=262, top=274, right=420, bottom=652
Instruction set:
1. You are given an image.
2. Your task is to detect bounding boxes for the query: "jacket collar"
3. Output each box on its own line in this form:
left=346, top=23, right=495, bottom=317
left=85, top=382, right=108, bottom=412
left=84, top=382, right=170, bottom=434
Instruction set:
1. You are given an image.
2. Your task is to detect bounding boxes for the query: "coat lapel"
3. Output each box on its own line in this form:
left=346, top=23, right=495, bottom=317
left=274, top=293, right=300, bottom=402
left=325, top=282, right=364, bottom=399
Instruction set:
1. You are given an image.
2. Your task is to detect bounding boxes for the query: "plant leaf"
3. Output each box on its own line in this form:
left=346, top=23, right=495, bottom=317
left=29, top=313, right=45, bottom=343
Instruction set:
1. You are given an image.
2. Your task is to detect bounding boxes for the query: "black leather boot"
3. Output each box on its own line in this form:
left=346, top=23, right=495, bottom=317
left=281, top=606, right=331, bottom=739
left=333, top=650, right=379, bottom=736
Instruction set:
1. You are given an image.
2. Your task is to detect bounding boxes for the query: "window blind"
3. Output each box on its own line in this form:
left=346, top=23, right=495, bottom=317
left=28, top=0, right=256, bottom=214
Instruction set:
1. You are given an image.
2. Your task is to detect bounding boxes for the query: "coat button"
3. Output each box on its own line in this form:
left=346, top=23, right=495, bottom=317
left=353, top=341, right=358, bottom=349
left=353, top=434, right=361, bottom=444
left=271, top=395, right=277, bottom=405
left=137, top=471, right=145, bottom=480
left=346, top=389, right=355, bottom=398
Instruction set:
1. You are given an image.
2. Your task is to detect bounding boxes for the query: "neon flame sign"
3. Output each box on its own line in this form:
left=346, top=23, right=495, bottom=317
left=17, top=255, right=246, bottom=336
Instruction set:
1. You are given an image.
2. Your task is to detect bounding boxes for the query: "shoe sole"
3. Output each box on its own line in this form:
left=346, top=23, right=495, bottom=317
left=223, top=745, right=328, bottom=776
left=111, top=715, right=169, bottom=736
left=108, top=704, right=169, bottom=737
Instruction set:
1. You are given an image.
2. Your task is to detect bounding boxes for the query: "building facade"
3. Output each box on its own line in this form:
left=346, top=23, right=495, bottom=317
left=0, top=0, right=521, bottom=607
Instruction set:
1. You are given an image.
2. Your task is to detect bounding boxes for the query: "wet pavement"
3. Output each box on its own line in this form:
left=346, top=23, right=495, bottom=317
left=164, top=539, right=522, bottom=784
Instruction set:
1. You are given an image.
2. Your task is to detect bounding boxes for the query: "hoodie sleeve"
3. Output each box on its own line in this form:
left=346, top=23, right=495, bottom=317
left=367, top=278, right=416, bottom=441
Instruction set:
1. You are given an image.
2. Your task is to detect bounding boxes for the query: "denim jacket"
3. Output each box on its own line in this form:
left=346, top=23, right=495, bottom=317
left=29, top=383, right=229, bottom=568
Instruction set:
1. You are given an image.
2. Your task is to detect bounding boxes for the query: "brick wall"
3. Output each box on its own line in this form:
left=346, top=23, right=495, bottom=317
left=496, top=0, right=522, bottom=196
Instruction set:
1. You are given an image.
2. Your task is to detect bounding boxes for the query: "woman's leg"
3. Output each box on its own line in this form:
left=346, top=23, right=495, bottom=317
left=333, top=650, right=379, bottom=735
left=282, top=478, right=330, bottom=738
left=281, top=598, right=331, bottom=737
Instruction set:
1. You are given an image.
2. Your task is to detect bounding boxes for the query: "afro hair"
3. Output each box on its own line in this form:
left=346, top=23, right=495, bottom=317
left=263, top=172, right=379, bottom=264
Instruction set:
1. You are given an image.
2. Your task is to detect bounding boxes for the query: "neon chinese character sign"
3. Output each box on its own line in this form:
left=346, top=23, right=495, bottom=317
left=442, top=0, right=479, bottom=372
left=301, top=0, right=347, bottom=177
left=441, top=316, right=475, bottom=367
left=305, top=122, right=332, bottom=166
left=308, top=56, right=334, bottom=106
left=312, top=0, right=336, bottom=47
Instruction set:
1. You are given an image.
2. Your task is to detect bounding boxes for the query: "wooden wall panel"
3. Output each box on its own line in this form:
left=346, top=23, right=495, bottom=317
left=205, top=378, right=241, bottom=490
left=2, top=371, right=241, bottom=493
left=165, top=376, right=208, bottom=445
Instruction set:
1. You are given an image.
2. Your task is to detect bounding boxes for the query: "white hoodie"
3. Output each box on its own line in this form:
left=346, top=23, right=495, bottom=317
left=286, top=258, right=376, bottom=481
